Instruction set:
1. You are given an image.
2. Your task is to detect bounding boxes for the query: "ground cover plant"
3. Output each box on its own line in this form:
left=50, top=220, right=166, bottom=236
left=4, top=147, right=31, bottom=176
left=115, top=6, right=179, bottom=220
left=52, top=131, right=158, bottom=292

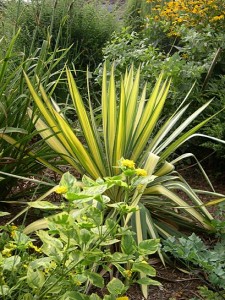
left=0, top=170, right=161, bottom=299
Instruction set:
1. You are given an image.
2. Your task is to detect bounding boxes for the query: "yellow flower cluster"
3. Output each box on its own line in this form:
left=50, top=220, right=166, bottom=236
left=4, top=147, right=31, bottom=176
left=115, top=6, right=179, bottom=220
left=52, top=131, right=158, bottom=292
left=121, top=159, right=148, bottom=177
left=1, top=243, right=16, bottom=257
left=29, top=242, right=42, bottom=253
left=121, top=159, right=135, bottom=169
left=124, top=269, right=133, bottom=279
left=135, top=168, right=148, bottom=177
left=55, top=186, right=68, bottom=194
left=146, top=0, right=225, bottom=35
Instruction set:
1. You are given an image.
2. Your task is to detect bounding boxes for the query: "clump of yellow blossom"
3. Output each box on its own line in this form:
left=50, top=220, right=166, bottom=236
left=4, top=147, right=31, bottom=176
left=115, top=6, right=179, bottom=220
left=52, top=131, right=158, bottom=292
left=135, top=168, right=148, bottom=177
left=29, top=242, right=42, bottom=253
left=121, top=159, right=135, bottom=169
left=116, top=297, right=129, bottom=300
left=145, top=0, right=225, bottom=35
left=124, top=269, right=133, bottom=279
left=55, top=186, right=68, bottom=194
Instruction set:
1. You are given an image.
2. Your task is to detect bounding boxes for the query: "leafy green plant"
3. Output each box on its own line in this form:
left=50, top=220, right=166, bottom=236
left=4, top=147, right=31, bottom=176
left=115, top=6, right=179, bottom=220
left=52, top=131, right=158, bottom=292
left=22, top=62, right=225, bottom=254
left=0, top=171, right=160, bottom=299
left=0, top=29, right=69, bottom=200
left=1, top=0, right=121, bottom=75
left=163, top=233, right=225, bottom=289
left=190, top=286, right=225, bottom=300
left=96, top=16, right=225, bottom=157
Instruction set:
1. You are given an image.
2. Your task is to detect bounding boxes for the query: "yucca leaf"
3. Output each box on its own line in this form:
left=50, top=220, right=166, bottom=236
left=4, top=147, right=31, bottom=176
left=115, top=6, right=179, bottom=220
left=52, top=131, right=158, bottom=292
left=132, top=73, right=164, bottom=141
left=155, top=100, right=212, bottom=155
left=114, top=78, right=127, bottom=166
left=125, top=67, right=140, bottom=145
left=0, top=133, right=62, bottom=174
left=148, top=104, right=189, bottom=154
left=159, top=113, right=215, bottom=162
left=107, top=65, right=117, bottom=166
left=132, top=79, right=171, bottom=161
left=66, top=68, right=106, bottom=176
left=164, top=180, right=213, bottom=220
left=144, top=185, right=212, bottom=229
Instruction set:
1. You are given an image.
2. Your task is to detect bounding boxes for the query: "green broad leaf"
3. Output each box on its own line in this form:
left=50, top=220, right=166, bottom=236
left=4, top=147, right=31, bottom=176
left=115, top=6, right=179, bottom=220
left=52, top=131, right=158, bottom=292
left=60, top=172, right=77, bottom=188
left=82, top=175, right=98, bottom=187
left=88, top=207, right=103, bottom=226
left=49, top=212, right=74, bottom=226
left=103, top=295, right=116, bottom=300
left=13, top=231, right=30, bottom=245
left=107, top=278, right=125, bottom=296
left=82, top=184, right=109, bottom=197
left=104, top=176, right=128, bottom=188
left=136, top=277, right=161, bottom=286
left=28, top=201, right=59, bottom=210
left=138, top=239, right=160, bottom=255
left=112, top=263, right=126, bottom=277
left=121, top=234, right=136, bottom=255
left=0, top=285, right=10, bottom=296
left=90, top=294, right=102, bottom=300
left=22, top=293, right=34, bottom=300
left=86, top=271, right=104, bottom=288
left=27, top=267, right=45, bottom=290
left=60, top=291, right=89, bottom=300
left=132, top=262, right=156, bottom=276
left=37, top=230, right=63, bottom=262
left=106, top=219, right=118, bottom=235
left=111, top=252, right=133, bottom=263
left=29, top=257, right=53, bottom=269
left=80, top=228, right=92, bottom=244
left=3, top=255, right=21, bottom=271
left=0, top=211, right=10, bottom=217
left=99, top=238, right=120, bottom=246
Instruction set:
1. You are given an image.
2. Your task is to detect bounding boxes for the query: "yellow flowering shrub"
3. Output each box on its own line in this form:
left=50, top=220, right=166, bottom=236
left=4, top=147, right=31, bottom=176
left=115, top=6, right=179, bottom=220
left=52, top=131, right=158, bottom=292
left=146, top=0, right=225, bottom=35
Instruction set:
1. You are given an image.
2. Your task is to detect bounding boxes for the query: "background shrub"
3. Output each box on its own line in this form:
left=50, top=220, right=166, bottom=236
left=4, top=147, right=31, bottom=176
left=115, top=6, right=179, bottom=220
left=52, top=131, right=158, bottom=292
left=1, top=0, right=121, bottom=92
left=96, top=0, right=225, bottom=161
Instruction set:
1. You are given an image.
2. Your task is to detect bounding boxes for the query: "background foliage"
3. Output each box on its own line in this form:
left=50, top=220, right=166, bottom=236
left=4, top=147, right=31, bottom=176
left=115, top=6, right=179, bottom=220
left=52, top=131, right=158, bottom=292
left=97, top=0, right=225, bottom=161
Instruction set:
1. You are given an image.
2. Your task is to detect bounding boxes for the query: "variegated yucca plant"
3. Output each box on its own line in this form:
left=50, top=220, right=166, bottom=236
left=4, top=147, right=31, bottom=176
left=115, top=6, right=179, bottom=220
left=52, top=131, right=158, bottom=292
left=24, top=64, right=224, bottom=251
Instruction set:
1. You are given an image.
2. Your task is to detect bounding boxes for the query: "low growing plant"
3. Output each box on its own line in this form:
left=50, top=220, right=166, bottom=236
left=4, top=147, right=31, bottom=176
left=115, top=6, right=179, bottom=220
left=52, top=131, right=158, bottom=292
left=190, top=285, right=225, bottom=300
left=0, top=171, right=161, bottom=299
left=163, top=232, right=225, bottom=290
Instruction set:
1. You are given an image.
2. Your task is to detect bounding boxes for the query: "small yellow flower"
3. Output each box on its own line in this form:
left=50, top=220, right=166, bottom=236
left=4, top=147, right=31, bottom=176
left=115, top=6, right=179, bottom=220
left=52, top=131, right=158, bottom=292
left=137, top=184, right=144, bottom=191
left=50, top=261, right=57, bottom=269
left=116, top=297, right=129, bottom=300
left=29, top=242, right=42, bottom=253
left=75, top=280, right=82, bottom=286
left=2, top=248, right=12, bottom=257
left=124, top=269, right=132, bottom=278
left=55, top=186, right=68, bottom=194
left=121, top=159, right=135, bottom=169
left=10, top=225, right=18, bottom=230
left=135, top=168, right=148, bottom=177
